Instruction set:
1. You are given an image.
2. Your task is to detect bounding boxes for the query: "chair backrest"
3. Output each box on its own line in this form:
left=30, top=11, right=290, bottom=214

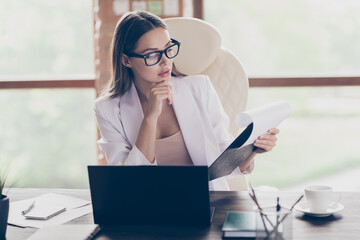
left=164, top=17, right=249, bottom=137
left=164, top=17, right=249, bottom=191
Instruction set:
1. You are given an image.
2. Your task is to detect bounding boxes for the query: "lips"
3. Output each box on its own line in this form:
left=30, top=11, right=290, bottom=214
left=158, top=69, right=171, bottom=78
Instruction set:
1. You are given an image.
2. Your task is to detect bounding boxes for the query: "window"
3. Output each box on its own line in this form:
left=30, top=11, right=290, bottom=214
left=0, top=0, right=94, bottom=78
left=246, top=87, right=360, bottom=190
left=205, top=0, right=360, bottom=190
left=0, top=89, right=97, bottom=188
left=205, top=0, right=360, bottom=76
left=0, top=0, right=96, bottom=188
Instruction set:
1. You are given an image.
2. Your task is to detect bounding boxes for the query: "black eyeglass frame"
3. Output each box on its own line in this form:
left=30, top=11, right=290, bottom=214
left=126, top=38, right=181, bottom=66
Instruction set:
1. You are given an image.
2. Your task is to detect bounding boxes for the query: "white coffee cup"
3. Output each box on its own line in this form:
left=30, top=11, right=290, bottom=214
left=304, top=185, right=341, bottom=213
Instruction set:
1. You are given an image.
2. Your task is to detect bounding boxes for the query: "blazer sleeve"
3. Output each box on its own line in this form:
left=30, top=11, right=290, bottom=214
left=94, top=99, right=156, bottom=166
left=203, top=76, right=254, bottom=174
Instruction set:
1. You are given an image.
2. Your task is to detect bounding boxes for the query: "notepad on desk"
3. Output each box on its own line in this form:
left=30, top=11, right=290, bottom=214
left=8, top=193, right=92, bottom=228
left=24, top=203, right=66, bottom=220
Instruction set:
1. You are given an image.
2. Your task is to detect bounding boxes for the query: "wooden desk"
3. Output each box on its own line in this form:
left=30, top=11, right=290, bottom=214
left=6, top=188, right=360, bottom=240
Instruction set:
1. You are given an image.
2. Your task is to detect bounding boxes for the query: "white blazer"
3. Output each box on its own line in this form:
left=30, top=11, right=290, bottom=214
left=94, top=75, right=253, bottom=190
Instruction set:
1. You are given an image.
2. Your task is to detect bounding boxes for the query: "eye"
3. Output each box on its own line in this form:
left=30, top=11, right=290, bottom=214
left=166, top=45, right=178, bottom=57
left=145, top=52, right=160, bottom=60
left=167, top=46, right=175, bottom=53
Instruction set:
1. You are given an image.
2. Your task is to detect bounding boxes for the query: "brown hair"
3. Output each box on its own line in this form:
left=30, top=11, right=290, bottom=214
left=101, top=11, right=185, bottom=98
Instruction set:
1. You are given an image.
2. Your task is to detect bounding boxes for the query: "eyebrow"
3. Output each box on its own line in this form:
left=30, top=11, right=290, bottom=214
left=139, top=40, right=172, bottom=54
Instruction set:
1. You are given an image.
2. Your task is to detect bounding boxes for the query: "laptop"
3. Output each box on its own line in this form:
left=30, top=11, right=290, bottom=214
left=87, top=165, right=214, bottom=226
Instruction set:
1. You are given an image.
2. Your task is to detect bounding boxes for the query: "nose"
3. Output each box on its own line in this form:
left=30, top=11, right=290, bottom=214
left=159, top=52, right=172, bottom=66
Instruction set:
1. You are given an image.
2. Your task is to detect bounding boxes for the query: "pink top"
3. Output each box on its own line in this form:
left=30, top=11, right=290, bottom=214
left=155, top=131, right=194, bottom=165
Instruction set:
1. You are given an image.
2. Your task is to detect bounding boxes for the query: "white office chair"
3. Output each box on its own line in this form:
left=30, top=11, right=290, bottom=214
left=164, top=17, right=250, bottom=191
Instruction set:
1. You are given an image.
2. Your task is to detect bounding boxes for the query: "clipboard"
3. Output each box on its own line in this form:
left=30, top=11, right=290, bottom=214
left=209, top=101, right=292, bottom=180
left=209, top=123, right=254, bottom=180
left=24, top=204, right=66, bottom=220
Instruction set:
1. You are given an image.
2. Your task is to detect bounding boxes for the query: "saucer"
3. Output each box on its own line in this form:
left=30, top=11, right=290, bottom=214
left=294, top=201, right=344, bottom=217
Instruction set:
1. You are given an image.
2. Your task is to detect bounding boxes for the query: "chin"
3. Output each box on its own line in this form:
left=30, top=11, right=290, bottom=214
left=157, top=76, right=171, bottom=82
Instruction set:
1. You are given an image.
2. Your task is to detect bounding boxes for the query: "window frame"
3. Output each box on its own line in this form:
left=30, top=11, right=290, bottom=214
left=2, top=76, right=360, bottom=90
left=0, top=78, right=95, bottom=89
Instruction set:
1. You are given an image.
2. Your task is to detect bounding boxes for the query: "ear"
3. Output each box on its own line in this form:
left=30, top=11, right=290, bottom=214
left=122, top=54, right=132, bottom=68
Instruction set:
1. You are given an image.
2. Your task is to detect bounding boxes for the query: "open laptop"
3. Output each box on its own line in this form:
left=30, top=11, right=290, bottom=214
left=88, top=165, right=214, bottom=226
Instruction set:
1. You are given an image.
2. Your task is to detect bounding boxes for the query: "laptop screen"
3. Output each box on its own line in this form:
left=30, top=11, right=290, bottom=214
left=88, top=165, right=212, bottom=226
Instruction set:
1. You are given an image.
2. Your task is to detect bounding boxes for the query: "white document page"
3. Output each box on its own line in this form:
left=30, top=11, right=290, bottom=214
left=236, top=101, right=292, bottom=147
left=8, top=193, right=92, bottom=228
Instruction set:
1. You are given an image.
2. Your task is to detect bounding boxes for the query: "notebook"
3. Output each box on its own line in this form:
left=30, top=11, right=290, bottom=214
left=222, top=212, right=273, bottom=238
left=222, top=212, right=258, bottom=238
left=26, top=225, right=100, bottom=240
left=24, top=204, right=66, bottom=220
left=88, top=165, right=214, bottom=226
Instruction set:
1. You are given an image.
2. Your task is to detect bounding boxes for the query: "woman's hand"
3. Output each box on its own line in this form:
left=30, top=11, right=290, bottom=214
left=253, top=128, right=279, bottom=153
left=144, top=80, right=173, bottom=119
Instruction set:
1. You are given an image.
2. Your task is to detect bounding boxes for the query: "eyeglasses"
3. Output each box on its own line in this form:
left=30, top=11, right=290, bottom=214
left=127, top=38, right=180, bottom=66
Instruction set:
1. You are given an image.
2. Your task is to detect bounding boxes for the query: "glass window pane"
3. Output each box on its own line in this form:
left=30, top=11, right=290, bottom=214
left=0, top=0, right=94, bottom=78
left=246, top=87, right=360, bottom=190
left=0, top=89, right=97, bottom=188
left=205, top=0, right=360, bottom=76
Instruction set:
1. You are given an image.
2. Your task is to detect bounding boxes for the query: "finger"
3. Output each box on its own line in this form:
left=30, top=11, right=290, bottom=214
left=154, top=81, right=172, bottom=88
left=156, top=95, right=172, bottom=105
left=150, top=82, right=173, bottom=105
left=253, top=142, right=273, bottom=152
left=268, top=128, right=280, bottom=134
left=151, top=89, right=172, bottom=97
left=155, top=82, right=172, bottom=88
left=254, top=140, right=276, bottom=152
left=150, top=89, right=171, bottom=98
left=151, top=85, right=172, bottom=95
left=255, top=139, right=276, bottom=148
left=152, top=85, right=172, bottom=98
left=254, top=142, right=269, bottom=151
left=258, top=134, right=277, bottom=141
left=168, top=88, right=174, bottom=105
left=152, top=88, right=171, bottom=94
left=152, top=90, right=173, bottom=104
left=151, top=86, right=171, bottom=93
left=168, top=94, right=173, bottom=105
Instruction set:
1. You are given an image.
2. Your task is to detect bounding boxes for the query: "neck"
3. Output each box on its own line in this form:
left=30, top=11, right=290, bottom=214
left=133, top=78, right=152, bottom=103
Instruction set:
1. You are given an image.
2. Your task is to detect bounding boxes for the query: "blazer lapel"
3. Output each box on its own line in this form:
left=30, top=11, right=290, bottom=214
left=120, top=80, right=209, bottom=166
left=172, top=83, right=208, bottom=166
left=120, top=83, right=144, bottom=146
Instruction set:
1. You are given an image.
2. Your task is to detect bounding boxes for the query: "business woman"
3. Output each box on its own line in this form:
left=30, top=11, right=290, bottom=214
left=94, top=11, right=279, bottom=190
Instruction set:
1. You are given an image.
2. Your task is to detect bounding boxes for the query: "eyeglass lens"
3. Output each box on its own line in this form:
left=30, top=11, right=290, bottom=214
left=144, top=44, right=179, bottom=66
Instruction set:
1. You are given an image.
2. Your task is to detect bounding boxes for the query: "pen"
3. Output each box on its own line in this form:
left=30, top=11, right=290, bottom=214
left=276, top=197, right=281, bottom=211
left=21, top=201, right=35, bottom=216
left=275, top=197, right=280, bottom=238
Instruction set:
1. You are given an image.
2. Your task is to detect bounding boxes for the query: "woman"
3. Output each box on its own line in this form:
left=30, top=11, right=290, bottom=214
left=94, top=11, right=279, bottom=190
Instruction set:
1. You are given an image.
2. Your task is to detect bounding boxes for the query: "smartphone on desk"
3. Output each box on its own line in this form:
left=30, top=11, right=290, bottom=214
left=24, top=204, right=66, bottom=220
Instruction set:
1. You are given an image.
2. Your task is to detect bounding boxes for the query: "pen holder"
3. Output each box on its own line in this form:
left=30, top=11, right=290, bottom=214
left=256, top=206, right=292, bottom=240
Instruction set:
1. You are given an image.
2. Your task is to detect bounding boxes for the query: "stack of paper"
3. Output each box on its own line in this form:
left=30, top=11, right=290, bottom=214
left=26, top=225, right=100, bottom=240
left=8, top=193, right=92, bottom=228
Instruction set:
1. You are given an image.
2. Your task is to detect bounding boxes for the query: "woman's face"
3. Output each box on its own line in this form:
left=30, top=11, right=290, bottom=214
left=125, top=27, right=174, bottom=86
